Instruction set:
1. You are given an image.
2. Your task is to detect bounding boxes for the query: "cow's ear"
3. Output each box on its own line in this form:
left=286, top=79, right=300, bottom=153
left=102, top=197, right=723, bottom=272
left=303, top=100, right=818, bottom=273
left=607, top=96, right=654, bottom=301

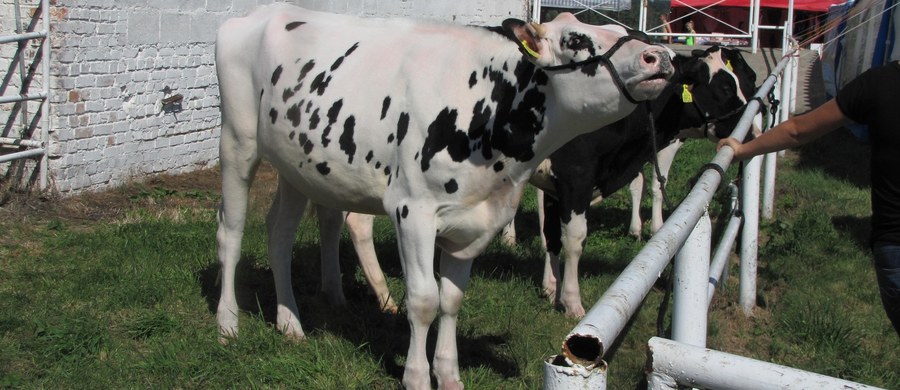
left=504, top=19, right=545, bottom=60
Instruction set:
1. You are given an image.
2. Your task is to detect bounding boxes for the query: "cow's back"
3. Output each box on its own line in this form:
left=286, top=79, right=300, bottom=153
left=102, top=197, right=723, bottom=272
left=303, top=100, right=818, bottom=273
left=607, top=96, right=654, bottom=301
left=216, top=4, right=528, bottom=215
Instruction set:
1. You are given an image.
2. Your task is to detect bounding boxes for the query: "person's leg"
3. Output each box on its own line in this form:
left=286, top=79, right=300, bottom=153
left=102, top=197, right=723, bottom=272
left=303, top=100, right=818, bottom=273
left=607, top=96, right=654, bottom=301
left=873, top=242, right=900, bottom=337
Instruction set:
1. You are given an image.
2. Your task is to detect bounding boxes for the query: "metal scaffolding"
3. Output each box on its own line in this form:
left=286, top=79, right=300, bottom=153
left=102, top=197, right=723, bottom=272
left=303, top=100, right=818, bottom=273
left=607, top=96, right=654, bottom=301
left=0, top=0, right=51, bottom=190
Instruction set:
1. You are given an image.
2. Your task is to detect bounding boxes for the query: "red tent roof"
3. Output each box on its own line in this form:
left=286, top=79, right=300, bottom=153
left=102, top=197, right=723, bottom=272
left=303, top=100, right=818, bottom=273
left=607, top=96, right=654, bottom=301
left=671, top=0, right=846, bottom=12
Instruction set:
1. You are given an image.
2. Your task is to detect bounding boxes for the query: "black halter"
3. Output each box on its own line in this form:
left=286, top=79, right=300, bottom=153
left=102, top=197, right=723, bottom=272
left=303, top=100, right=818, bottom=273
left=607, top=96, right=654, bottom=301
left=540, top=35, right=646, bottom=105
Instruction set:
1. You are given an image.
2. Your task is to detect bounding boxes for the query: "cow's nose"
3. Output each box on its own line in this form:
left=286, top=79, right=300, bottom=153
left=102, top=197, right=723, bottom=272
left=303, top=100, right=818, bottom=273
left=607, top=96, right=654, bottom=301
left=641, top=47, right=674, bottom=77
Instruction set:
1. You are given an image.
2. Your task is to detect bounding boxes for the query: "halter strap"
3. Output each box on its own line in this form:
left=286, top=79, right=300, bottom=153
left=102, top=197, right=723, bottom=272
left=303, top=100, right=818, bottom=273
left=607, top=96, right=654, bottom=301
left=539, top=35, right=646, bottom=105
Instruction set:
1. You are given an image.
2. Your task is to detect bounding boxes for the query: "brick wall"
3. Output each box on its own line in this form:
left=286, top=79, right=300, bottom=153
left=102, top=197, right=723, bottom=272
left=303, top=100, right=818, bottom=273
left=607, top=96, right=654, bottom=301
left=0, top=0, right=530, bottom=195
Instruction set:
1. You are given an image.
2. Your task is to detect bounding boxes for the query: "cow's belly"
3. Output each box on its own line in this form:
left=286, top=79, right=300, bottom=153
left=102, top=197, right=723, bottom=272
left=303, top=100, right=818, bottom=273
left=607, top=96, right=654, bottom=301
left=260, top=140, right=390, bottom=215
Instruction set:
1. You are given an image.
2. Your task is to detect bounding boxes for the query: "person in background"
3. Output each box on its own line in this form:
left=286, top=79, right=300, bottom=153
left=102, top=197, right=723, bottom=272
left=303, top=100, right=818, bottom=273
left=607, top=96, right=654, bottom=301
left=659, top=13, right=673, bottom=44
left=718, top=61, right=900, bottom=337
left=685, top=19, right=696, bottom=46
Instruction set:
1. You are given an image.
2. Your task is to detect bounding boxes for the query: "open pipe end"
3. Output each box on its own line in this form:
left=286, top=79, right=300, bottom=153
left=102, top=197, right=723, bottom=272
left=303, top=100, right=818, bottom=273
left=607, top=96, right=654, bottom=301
left=562, top=333, right=604, bottom=367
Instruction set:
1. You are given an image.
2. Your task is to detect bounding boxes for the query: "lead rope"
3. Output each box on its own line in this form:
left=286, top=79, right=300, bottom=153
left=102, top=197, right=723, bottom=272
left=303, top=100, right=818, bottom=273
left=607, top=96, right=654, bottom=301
left=645, top=102, right=675, bottom=338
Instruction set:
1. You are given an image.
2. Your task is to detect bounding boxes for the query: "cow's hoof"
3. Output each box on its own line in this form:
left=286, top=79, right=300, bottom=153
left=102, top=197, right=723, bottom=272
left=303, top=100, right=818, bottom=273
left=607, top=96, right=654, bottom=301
left=563, top=303, right=586, bottom=319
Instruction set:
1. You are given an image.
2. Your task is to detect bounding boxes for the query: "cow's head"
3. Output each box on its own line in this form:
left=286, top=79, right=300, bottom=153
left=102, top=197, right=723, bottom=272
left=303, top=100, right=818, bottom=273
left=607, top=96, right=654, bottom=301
left=506, top=13, right=673, bottom=105
left=673, top=46, right=755, bottom=138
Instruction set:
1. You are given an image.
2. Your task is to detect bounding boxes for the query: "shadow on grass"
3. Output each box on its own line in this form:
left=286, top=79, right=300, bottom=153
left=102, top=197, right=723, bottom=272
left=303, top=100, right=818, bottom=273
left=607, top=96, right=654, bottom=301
left=832, top=215, right=872, bottom=251
left=196, top=239, right=521, bottom=382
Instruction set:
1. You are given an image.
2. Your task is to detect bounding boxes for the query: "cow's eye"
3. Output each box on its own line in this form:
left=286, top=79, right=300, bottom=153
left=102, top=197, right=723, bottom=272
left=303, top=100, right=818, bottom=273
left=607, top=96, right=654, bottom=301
left=566, top=33, right=592, bottom=51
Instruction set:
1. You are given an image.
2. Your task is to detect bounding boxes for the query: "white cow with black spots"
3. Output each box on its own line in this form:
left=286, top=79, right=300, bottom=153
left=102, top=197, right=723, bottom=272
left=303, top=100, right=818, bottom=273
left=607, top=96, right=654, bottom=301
left=214, top=4, right=671, bottom=389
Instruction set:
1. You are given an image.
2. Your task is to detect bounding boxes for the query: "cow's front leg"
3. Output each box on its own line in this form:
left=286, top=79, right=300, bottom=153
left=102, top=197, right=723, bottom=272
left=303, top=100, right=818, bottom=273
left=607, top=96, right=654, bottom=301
left=628, top=173, right=645, bottom=239
left=393, top=204, right=439, bottom=390
left=316, top=205, right=348, bottom=307
left=345, top=212, right=398, bottom=313
left=266, top=178, right=309, bottom=339
left=539, top=190, right=562, bottom=302
left=433, top=251, right=473, bottom=390
left=559, top=210, right=588, bottom=318
left=651, top=140, right=682, bottom=234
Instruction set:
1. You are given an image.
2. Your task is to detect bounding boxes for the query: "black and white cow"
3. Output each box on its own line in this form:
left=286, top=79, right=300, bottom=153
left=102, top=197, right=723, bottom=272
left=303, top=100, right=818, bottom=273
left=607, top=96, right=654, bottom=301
left=528, top=46, right=757, bottom=317
left=214, top=4, right=671, bottom=389
left=627, top=46, right=758, bottom=237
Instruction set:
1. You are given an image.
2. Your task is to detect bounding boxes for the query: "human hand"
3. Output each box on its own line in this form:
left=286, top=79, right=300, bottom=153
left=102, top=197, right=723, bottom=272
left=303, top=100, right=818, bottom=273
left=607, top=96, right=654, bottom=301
left=717, top=137, right=744, bottom=160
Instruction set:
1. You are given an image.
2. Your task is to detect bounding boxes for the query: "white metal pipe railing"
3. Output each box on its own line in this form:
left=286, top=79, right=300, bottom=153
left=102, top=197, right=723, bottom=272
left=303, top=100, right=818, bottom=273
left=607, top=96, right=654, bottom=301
left=739, top=153, right=761, bottom=315
left=0, top=92, right=48, bottom=104
left=707, top=211, right=742, bottom=304
left=0, top=147, right=44, bottom=163
left=671, top=212, right=711, bottom=347
left=0, top=137, right=42, bottom=148
left=544, top=52, right=796, bottom=386
left=646, top=337, right=886, bottom=390
left=0, top=30, right=46, bottom=44
left=40, top=0, right=51, bottom=190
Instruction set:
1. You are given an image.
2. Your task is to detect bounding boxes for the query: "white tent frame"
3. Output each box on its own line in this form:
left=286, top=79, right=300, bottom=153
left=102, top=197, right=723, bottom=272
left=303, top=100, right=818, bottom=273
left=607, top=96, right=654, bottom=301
left=535, top=0, right=799, bottom=53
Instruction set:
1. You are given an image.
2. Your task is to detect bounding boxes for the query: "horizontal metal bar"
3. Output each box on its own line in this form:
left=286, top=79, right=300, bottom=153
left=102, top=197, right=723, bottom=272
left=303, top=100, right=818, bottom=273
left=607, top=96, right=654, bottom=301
left=0, top=30, right=47, bottom=44
left=0, top=92, right=47, bottom=104
left=0, top=147, right=44, bottom=163
left=0, top=137, right=42, bottom=148
left=647, top=337, right=886, bottom=390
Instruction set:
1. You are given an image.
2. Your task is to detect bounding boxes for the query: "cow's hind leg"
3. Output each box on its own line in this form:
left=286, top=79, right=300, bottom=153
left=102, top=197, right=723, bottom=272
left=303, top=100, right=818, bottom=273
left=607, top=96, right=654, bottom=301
left=345, top=212, right=398, bottom=313
left=433, top=251, right=473, bottom=390
left=540, top=190, right=563, bottom=303
left=317, top=205, right=348, bottom=307
left=266, top=178, right=309, bottom=339
left=215, top=128, right=259, bottom=341
left=651, top=140, right=682, bottom=234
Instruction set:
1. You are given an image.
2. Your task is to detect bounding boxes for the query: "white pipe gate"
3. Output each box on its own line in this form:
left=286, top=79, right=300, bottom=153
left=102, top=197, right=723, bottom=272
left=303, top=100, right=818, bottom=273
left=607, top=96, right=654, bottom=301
left=542, top=50, right=885, bottom=389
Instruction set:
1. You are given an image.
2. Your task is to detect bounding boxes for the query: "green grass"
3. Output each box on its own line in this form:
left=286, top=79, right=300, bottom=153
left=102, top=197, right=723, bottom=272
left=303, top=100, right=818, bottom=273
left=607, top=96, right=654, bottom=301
left=0, top=131, right=898, bottom=389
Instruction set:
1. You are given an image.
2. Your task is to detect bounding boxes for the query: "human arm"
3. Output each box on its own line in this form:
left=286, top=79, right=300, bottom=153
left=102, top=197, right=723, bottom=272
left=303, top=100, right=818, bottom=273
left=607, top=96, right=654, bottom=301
left=717, top=99, right=853, bottom=161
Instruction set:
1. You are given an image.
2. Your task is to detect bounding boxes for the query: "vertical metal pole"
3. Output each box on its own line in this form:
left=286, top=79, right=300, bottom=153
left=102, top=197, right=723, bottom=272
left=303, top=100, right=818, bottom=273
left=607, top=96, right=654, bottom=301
left=40, top=0, right=50, bottom=190
left=671, top=211, right=711, bottom=347
left=751, top=0, right=760, bottom=53
left=638, top=0, right=647, bottom=32
left=740, top=154, right=762, bottom=316
left=531, top=0, right=541, bottom=22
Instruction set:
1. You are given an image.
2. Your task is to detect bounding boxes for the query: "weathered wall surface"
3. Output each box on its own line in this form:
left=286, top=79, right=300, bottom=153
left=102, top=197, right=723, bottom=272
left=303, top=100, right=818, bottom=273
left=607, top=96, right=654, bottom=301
left=0, top=0, right=529, bottom=194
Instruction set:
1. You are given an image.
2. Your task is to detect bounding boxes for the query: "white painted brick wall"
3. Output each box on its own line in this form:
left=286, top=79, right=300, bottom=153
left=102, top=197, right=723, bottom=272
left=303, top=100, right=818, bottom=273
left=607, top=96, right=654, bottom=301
left=0, top=0, right=530, bottom=195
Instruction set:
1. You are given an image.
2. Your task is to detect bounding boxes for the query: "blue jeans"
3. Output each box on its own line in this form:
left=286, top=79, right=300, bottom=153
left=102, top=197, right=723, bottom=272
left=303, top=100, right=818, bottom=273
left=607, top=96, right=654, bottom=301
left=873, top=242, right=900, bottom=337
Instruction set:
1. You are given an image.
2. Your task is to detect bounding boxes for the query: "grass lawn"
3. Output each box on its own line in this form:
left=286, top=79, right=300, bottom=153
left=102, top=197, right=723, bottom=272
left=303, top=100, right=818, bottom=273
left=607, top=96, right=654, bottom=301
left=1, top=129, right=898, bottom=389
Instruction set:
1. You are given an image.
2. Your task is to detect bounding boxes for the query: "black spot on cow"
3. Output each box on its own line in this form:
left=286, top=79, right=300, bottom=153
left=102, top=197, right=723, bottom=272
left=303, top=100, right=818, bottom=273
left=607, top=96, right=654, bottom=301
left=384, top=166, right=391, bottom=176
left=309, top=108, right=320, bottom=130
left=396, top=113, right=409, bottom=145
left=306, top=100, right=313, bottom=113
left=444, top=179, right=458, bottom=194
left=269, top=108, right=278, bottom=124
left=285, top=21, right=306, bottom=31
left=365, top=150, right=374, bottom=163
left=469, top=71, right=477, bottom=88
left=288, top=131, right=295, bottom=141
left=282, top=87, right=296, bottom=102
left=340, top=116, right=357, bottom=164
left=414, top=152, right=419, bottom=160
left=298, top=133, right=313, bottom=154
left=298, top=60, right=315, bottom=82
left=345, top=42, right=359, bottom=56
left=310, top=71, right=332, bottom=96
left=401, top=205, right=409, bottom=218
left=420, top=108, right=470, bottom=172
left=381, top=97, right=391, bottom=120
left=316, top=162, right=331, bottom=175
left=468, top=99, right=493, bottom=160
left=375, top=162, right=381, bottom=169
left=395, top=208, right=402, bottom=226
left=271, top=65, right=283, bottom=85
left=330, top=56, right=345, bottom=72
left=493, top=161, right=504, bottom=172
left=387, top=133, right=394, bottom=143
left=286, top=103, right=303, bottom=127
left=322, top=100, right=343, bottom=147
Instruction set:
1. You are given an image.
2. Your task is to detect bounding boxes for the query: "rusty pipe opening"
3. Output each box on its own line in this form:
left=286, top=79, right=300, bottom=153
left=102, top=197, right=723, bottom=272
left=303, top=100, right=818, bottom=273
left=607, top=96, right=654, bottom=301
left=562, top=333, right=603, bottom=366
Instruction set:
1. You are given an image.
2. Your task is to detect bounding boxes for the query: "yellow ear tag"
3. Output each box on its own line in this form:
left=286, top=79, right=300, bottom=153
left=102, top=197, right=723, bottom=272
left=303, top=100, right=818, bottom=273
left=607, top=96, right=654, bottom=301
left=726, top=60, right=733, bottom=72
left=681, top=84, right=693, bottom=103
left=521, top=40, right=540, bottom=58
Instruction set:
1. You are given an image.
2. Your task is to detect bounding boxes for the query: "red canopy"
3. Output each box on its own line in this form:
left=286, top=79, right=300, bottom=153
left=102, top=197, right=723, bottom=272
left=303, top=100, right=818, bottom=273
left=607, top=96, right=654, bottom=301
left=671, top=0, right=845, bottom=12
